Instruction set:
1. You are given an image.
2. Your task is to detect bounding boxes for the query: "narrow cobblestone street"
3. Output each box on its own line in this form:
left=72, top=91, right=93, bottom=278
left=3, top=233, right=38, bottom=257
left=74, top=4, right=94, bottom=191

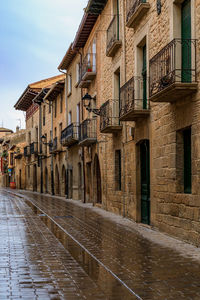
left=1, top=188, right=200, bottom=299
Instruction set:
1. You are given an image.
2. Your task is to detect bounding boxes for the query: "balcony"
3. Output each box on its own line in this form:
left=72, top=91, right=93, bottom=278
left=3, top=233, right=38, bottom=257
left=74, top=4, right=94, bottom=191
left=79, top=53, right=96, bottom=88
left=79, top=118, right=97, bottom=146
left=14, top=152, right=22, bottom=159
left=30, top=142, right=38, bottom=155
left=49, top=137, right=62, bottom=154
left=24, top=146, right=30, bottom=157
left=106, top=15, right=122, bottom=57
left=100, top=100, right=122, bottom=133
left=120, top=76, right=150, bottom=121
left=149, top=39, right=197, bottom=103
left=126, top=0, right=150, bottom=28
left=61, top=123, right=79, bottom=147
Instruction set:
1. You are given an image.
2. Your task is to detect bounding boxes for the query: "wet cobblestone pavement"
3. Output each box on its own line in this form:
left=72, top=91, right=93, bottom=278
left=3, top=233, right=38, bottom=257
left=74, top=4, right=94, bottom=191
left=0, top=190, right=108, bottom=299
left=3, top=189, right=200, bottom=299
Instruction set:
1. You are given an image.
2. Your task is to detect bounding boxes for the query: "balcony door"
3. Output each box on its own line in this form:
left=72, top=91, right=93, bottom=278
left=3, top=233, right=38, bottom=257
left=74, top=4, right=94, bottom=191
left=181, top=0, right=191, bottom=82
left=142, top=45, right=147, bottom=109
left=140, top=140, right=150, bottom=225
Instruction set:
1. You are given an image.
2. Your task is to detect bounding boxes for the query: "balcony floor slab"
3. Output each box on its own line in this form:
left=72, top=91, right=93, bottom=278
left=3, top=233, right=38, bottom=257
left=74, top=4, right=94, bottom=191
left=150, top=82, right=198, bottom=103
left=120, top=109, right=150, bottom=121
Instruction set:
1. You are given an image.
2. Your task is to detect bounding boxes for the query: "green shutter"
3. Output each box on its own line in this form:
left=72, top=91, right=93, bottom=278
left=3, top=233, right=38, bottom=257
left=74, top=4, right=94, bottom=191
left=181, top=0, right=191, bottom=82
left=184, top=128, right=191, bottom=194
left=142, top=45, right=147, bottom=109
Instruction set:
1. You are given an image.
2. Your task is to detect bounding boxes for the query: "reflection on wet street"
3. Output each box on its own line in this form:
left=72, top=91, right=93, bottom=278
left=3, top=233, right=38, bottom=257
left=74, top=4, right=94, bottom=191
left=1, top=188, right=200, bottom=299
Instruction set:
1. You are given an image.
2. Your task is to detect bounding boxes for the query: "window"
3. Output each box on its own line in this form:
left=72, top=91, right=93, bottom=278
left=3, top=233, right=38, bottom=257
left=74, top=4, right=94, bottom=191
left=76, top=63, right=80, bottom=83
left=68, top=111, right=72, bottom=125
left=49, top=102, right=51, bottom=114
left=28, top=132, right=31, bottom=144
left=43, top=105, right=46, bottom=126
left=54, top=127, right=57, bottom=138
left=77, top=103, right=80, bottom=124
left=115, top=149, right=121, bottom=190
left=60, top=93, right=63, bottom=113
left=176, top=127, right=192, bottom=194
left=68, top=74, right=72, bottom=94
left=59, top=123, right=62, bottom=139
left=54, top=99, right=57, bottom=118
left=28, top=165, right=30, bottom=178
left=10, top=153, right=14, bottom=166
left=184, top=128, right=191, bottom=193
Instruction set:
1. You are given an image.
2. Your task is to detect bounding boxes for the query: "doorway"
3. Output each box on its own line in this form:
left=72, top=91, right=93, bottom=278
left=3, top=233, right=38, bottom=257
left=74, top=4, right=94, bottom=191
left=140, top=140, right=150, bottom=224
left=93, top=154, right=102, bottom=204
left=33, top=164, right=37, bottom=192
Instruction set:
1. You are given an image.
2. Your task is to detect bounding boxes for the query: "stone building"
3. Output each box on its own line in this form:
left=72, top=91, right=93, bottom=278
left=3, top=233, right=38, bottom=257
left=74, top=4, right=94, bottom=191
left=13, top=0, right=200, bottom=246
left=58, top=45, right=84, bottom=200
left=60, top=0, right=199, bottom=245
left=14, top=75, right=65, bottom=193
left=0, top=127, right=26, bottom=188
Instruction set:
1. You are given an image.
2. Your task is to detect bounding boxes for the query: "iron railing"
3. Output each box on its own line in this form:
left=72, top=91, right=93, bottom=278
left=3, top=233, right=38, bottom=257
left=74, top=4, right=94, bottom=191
left=120, top=76, right=150, bottom=118
left=149, top=38, right=197, bottom=98
left=79, top=118, right=97, bottom=142
left=30, top=142, right=38, bottom=155
left=49, top=137, right=57, bottom=153
left=61, top=123, right=79, bottom=143
left=126, top=0, right=147, bottom=24
left=80, top=53, right=96, bottom=80
left=106, top=15, right=120, bottom=54
left=100, top=100, right=120, bottom=131
left=24, top=146, right=30, bottom=157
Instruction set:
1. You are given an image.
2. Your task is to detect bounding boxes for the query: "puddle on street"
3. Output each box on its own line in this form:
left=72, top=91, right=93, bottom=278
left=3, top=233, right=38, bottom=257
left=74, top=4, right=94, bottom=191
left=25, top=199, right=139, bottom=300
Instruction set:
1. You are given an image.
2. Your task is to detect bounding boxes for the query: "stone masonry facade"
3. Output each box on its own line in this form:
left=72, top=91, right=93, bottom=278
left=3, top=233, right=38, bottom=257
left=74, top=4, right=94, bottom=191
left=12, top=0, right=200, bottom=246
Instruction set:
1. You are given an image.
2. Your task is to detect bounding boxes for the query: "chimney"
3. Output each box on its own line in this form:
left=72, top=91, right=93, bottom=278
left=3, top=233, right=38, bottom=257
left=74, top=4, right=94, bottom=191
left=16, top=126, right=20, bottom=133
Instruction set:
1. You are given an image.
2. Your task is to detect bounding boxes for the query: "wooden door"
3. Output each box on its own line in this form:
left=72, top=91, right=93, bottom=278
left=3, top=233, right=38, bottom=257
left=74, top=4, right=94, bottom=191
left=181, top=0, right=191, bottom=82
left=140, top=140, right=150, bottom=224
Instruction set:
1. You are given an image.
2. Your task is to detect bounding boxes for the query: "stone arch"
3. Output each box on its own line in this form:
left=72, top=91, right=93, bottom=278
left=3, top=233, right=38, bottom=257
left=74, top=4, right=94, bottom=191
left=55, top=164, right=60, bottom=195
left=93, top=154, right=102, bottom=204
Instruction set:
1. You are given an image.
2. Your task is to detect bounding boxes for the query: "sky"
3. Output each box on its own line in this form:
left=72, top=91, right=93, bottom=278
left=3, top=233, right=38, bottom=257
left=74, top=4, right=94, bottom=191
left=0, top=0, right=88, bottom=131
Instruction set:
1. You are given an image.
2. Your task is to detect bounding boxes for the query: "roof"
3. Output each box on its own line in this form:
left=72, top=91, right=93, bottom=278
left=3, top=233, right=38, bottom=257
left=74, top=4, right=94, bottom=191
left=58, top=44, right=77, bottom=71
left=14, top=74, right=65, bottom=111
left=0, top=127, right=13, bottom=133
left=86, top=0, right=108, bottom=14
left=73, top=13, right=99, bottom=49
left=44, top=80, right=65, bottom=102
left=33, top=88, right=50, bottom=104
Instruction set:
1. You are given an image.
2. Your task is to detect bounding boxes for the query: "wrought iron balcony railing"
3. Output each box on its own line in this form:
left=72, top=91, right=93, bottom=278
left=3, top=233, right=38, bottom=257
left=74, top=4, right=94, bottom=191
left=81, top=53, right=96, bottom=79
left=126, top=0, right=150, bottom=28
left=149, top=39, right=197, bottom=102
left=106, top=15, right=121, bottom=57
left=79, top=118, right=97, bottom=146
left=100, top=100, right=122, bottom=133
left=24, top=146, right=30, bottom=157
left=30, top=142, right=38, bottom=155
left=61, top=123, right=79, bottom=147
left=120, top=76, right=150, bottom=121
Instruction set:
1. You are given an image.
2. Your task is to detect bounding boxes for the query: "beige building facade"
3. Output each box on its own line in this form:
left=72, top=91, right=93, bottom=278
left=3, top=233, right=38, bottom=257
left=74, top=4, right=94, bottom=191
left=13, top=0, right=200, bottom=246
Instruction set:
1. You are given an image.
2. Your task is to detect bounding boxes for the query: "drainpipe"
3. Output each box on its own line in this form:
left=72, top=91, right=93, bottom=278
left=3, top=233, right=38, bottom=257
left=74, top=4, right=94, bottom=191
left=58, top=68, right=68, bottom=198
left=39, top=103, right=43, bottom=194
left=77, top=50, right=86, bottom=204
left=122, top=0, right=127, bottom=218
left=50, top=101, right=54, bottom=196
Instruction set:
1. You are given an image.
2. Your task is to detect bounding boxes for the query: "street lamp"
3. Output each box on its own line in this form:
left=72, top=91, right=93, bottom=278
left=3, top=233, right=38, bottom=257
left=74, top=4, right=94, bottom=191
left=82, top=93, right=100, bottom=116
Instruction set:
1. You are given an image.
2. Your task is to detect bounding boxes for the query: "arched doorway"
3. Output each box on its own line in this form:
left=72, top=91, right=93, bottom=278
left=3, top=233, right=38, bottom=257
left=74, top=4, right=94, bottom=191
left=61, top=165, right=67, bottom=197
left=93, top=154, right=102, bottom=204
left=140, top=140, right=150, bottom=225
left=55, top=165, right=60, bottom=195
left=33, top=164, right=37, bottom=192
left=45, top=167, right=48, bottom=193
